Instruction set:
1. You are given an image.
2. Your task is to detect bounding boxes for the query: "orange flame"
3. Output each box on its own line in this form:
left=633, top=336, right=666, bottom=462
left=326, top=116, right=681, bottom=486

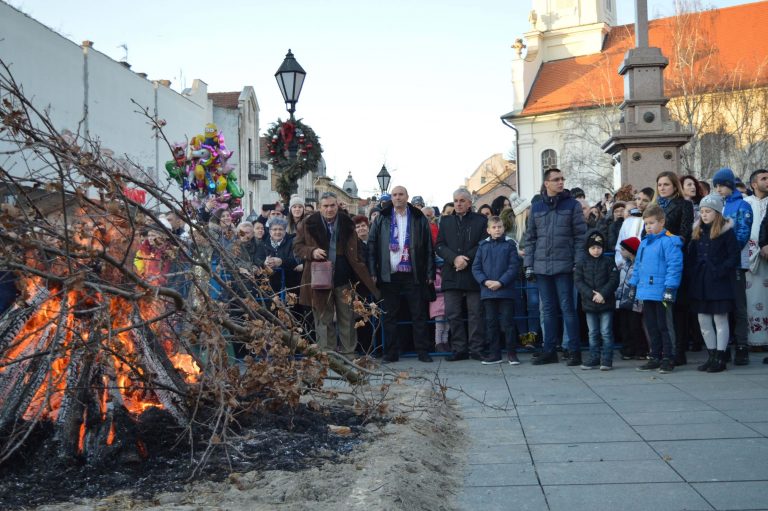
left=106, top=422, right=115, bottom=446
left=77, top=410, right=87, bottom=455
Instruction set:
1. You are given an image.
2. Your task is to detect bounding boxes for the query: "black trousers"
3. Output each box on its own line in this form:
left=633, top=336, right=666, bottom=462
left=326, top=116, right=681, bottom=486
left=381, top=272, right=430, bottom=355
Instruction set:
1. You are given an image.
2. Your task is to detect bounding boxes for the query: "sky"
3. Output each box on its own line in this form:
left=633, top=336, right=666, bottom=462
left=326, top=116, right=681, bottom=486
left=6, top=0, right=753, bottom=205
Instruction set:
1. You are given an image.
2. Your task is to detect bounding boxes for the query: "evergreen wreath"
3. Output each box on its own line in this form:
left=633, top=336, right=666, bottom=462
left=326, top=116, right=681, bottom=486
left=264, top=118, right=322, bottom=202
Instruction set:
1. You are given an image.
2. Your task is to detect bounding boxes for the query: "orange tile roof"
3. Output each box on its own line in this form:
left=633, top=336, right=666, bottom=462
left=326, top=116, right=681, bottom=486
left=208, top=91, right=241, bottom=109
left=518, top=1, right=768, bottom=117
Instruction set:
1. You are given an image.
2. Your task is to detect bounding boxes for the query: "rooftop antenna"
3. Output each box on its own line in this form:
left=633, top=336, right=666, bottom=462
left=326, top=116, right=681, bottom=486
left=118, top=43, right=128, bottom=63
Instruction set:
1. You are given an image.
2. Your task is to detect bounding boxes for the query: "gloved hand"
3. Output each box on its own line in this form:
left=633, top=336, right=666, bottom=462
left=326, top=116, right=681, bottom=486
left=525, top=267, right=535, bottom=282
left=662, top=288, right=675, bottom=304
left=627, top=285, right=637, bottom=303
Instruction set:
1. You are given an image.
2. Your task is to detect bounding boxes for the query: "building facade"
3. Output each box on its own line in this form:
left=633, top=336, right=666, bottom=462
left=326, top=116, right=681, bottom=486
left=464, top=154, right=517, bottom=206
left=503, top=1, right=768, bottom=202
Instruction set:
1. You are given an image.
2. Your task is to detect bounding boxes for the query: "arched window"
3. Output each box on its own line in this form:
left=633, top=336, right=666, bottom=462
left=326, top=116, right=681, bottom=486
left=541, top=149, right=558, bottom=173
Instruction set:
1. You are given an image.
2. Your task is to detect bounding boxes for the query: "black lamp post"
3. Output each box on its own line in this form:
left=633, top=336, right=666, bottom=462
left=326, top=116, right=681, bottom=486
left=274, top=49, right=306, bottom=120
left=376, top=164, right=391, bottom=195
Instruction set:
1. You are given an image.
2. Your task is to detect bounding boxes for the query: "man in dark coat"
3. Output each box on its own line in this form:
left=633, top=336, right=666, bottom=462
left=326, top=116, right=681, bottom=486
left=435, top=188, right=489, bottom=360
left=525, top=168, right=587, bottom=366
left=293, top=192, right=378, bottom=356
left=368, top=186, right=435, bottom=363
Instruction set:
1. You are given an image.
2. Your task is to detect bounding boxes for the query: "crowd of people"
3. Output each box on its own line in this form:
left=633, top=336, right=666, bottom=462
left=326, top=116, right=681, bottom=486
left=59, top=165, right=768, bottom=372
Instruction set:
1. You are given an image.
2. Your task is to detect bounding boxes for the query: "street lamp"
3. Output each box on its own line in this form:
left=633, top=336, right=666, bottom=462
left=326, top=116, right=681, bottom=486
left=274, top=49, right=306, bottom=120
left=376, top=164, right=391, bottom=195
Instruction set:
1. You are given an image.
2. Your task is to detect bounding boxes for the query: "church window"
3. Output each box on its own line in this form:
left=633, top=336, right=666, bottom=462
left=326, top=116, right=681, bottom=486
left=541, top=149, right=558, bottom=173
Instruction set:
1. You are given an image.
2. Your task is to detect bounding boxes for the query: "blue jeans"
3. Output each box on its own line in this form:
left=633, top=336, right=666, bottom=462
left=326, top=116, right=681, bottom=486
left=483, top=299, right=517, bottom=358
left=525, top=281, right=542, bottom=335
left=537, top=273, right=580, bottom=353
left=585, top=311, right=614, bottom=364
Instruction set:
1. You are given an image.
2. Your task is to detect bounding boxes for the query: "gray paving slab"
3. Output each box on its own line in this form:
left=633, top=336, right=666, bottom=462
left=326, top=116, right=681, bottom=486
left=529, top=441, right=659, bottom=463
left=619, top=410, right=736, bottom=426
left=651, top=438, right=768, bottom=481
left=536, top=459, right=682, bottom=484
left=464, top=462, right=539, bottom=487
left=462, top=405, right=517, bottom=418
left=607, top=398, right=716, bottom=413
left=592, top=383, right=695, bottom=402
left=510, top=386, right=603, bottom=405
left=544, top=483, right=713, bottom=511
left=692, top=481, right=768, bottom=510
left=468, top=443, right=532, bottom=464
left=515, top=402, right=615, bottom=416
left=706, top=398, right=768, bottom=411
left=744, top=422, right=768, bottom=436
left=635, top=421, right=762, bottom=441
left=519, top=412, right=642, bottom=444
left=457, top=485, right=548, bottom=511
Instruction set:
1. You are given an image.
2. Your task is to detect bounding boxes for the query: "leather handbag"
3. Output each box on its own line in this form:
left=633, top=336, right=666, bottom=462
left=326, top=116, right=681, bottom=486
left=310, top=261, right=333, bottom=290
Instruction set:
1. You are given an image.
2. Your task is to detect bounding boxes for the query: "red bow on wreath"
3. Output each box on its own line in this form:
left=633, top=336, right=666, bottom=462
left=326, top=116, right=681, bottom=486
left=279, top=121, right=295, bottom=148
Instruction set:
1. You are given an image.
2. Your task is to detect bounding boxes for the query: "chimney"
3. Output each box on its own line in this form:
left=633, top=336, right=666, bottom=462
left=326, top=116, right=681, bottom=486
left=119, top=61, right=131, bottom=70
left=81, top=40, right=94, bottom=48
left=136, top=72, right=148, bottom=79
left=158, top=79, right=172, bottom=88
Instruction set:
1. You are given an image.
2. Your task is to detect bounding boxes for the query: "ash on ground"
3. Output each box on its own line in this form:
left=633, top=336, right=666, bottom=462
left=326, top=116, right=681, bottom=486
left=0, top=403, right=367, bottom=510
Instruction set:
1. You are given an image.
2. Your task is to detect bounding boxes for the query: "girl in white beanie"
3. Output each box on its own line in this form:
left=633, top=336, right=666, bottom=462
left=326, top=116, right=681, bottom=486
left=287, top=194, right=306, bottom=235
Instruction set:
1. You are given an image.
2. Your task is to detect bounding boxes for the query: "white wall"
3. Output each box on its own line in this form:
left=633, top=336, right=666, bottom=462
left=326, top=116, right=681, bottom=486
left=0, top=2, right=209, bottom=203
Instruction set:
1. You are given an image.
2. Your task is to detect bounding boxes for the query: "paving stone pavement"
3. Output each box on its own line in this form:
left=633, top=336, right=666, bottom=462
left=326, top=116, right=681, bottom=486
left=387, top=350, right=768, bottom=511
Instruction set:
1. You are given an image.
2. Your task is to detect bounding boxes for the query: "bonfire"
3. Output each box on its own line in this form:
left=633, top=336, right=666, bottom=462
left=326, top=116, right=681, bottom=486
left=0, top=59, right=377, bottom=482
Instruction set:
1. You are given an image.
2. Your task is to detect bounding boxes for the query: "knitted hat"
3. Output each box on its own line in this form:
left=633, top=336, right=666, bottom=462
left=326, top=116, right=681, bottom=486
left=712, top=167, right=735, bottom=190
left=289, top=194, right=304, bottom=208
left=509, top=192, right=532, bottom=216
left=411, top=195, right=425, bottom=207
left=699, top=193, right=725, bottom=215
left=380, top=193, right=391, bottom=202
left=587, top=232, right=605, bottom=250
left=620, top=237, right=641, bottom=255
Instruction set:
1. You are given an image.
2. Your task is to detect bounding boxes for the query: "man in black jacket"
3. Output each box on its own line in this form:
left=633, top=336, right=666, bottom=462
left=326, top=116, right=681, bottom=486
left=368, top=186, right=435, bottom=362
left=435, top=188, right=489, bottom=360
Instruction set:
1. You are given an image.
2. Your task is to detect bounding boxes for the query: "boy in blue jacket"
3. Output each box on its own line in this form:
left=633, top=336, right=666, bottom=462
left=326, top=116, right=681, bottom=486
left=628, top=205, right=684, bottom=373
left=472, top=216, right=522, bottom=365
left=713, top=167, right=753, bottom=365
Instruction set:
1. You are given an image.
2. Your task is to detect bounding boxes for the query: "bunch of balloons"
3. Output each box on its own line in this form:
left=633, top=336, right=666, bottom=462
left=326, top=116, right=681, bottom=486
left=165, top=123, right=245, bottom=219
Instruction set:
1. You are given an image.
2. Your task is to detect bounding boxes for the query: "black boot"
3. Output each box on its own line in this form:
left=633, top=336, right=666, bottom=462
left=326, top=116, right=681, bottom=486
left=697, top=349, right=716, bottom=372
left=566, top=350, right=583, bottom=367
left=734, top=345, right=750, bottom=366
left=707, top=350, right=727, bottom=373
left=531, top=351, right=558, bottom=365
left=723, top=345, right=732, bottom=362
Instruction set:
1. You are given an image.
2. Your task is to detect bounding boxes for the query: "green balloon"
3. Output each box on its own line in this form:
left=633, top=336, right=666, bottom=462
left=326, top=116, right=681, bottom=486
left=165, top=160, right=183, bottom=183
left=226, top=173, right=244, bottom=198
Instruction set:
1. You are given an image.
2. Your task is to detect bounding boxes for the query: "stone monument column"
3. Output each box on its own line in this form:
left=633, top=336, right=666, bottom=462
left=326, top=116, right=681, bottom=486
left=601, top=0, right=691, bottom=189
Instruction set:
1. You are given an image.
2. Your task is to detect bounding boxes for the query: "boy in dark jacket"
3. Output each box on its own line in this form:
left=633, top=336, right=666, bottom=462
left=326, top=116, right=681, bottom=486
left=575, top=231, right=620, bottom=369
left=472, top=216, right=522, bottom=365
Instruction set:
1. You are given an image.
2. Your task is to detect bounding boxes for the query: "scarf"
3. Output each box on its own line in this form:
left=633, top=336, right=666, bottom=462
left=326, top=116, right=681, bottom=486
left=657, top=196, right=670, bottom=210
left=389, top=208, right=412, bottom=272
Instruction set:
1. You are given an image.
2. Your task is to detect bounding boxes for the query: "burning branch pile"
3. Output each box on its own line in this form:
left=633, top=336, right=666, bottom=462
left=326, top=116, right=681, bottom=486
left=0, top=60, right=377, bottom=476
